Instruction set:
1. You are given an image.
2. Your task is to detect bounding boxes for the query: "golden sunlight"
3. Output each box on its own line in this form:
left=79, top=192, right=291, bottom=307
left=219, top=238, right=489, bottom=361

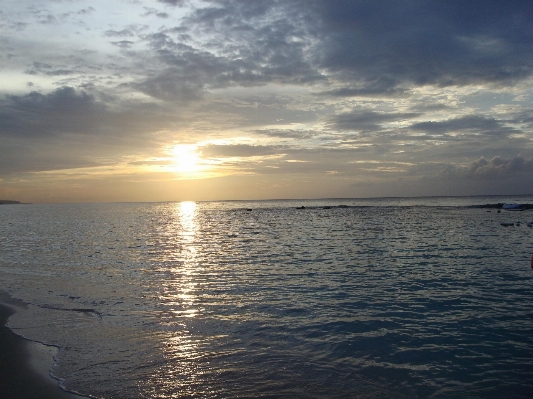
left=171, top=144, right=201, bottom=173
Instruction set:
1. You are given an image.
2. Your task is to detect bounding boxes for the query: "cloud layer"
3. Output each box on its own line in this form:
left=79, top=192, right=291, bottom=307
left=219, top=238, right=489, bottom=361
left=1, top=0, right=533, bottom=201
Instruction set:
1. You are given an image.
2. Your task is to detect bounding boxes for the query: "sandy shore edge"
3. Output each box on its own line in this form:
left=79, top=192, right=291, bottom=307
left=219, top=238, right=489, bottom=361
left=0, top=291, right=90, bottom=399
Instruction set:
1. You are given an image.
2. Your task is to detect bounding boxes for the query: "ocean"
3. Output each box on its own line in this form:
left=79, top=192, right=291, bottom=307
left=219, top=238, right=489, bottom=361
left=1, top=196, right=533, bottom=398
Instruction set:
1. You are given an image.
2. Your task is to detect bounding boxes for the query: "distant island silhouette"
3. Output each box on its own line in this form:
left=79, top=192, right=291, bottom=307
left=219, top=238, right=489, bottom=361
left=0, top=200, right=22, bottom=205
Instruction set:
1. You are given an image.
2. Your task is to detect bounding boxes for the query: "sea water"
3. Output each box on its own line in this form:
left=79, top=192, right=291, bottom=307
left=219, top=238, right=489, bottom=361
left=1, top=196, right=533, bottom=399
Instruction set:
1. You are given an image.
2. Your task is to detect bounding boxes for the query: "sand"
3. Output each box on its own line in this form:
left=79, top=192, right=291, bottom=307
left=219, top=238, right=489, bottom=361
left=0, top=292, right=88, bottom=399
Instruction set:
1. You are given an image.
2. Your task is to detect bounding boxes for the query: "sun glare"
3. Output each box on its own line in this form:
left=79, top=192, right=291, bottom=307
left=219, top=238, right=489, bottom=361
left=171, top=144, right=200, bottom=173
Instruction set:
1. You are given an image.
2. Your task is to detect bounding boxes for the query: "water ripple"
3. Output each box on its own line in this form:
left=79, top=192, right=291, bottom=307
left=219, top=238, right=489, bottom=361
left=1, top=199, right=533, bottom=398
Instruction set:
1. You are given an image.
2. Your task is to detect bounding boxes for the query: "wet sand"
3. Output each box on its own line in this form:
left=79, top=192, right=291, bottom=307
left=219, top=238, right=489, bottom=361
left=0, top=293, right=87, bottom=399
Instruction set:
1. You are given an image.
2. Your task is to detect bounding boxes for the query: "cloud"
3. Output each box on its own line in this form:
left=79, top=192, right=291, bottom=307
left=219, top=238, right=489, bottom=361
left=134, top=68, right=206, bottom=102
left=410, top=115, right=516, bottom=136
left=200, top=144, right=285, bottom=158
left=25, top=61, right=75, bottom=76
left=105, top=29, right=136, bottom=38
left=38, top=14, right=57, bottom=25
left=161, top=1, right=533, bottom=95
left=133, top=1, right=324, bottom=100
left=0, top=87, right=105, bottom=138
left=328, top=111, right=419, bottom=132
left=142, top=8, right=169, bottom=18
left=0, top=87, right=184, bottom=141
left=110, top=41, right=135, bottom=49
left=2, top=0, right=533, bottom=201
left=255, top=129, right=318, bottom=140
left=0, top=87, right=187, bottom=174
left=314, top=0, right=533, bottom=89
left=441, top=155, right=533, bottom=179
left=514, top=109, right=533, bottom=125
left=77, top=7, right=95, bottom=15
left=157, top=0, right=188, bottom=6
left=319, top=83, right=409, bottom=98
left=0, top=138, right=102, bottom=174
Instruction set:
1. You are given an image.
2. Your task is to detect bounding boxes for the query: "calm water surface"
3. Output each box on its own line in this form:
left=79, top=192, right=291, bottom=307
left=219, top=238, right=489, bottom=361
left=1, top=196, right=533, bottom=398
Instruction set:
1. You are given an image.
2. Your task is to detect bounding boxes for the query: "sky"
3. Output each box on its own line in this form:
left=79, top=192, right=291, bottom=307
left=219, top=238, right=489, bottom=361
left=1, top=0, right=533, bottom=203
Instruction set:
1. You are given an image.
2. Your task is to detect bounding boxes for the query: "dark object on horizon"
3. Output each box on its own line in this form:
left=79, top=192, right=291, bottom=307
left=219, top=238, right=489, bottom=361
left=471, top=203, right=505, bottom=209
left=0, top=200, right=22, bottom=205
left=322, top=206, right=331, bottom=209
left=472, top=203, right=533, bottom=210
left=246, top=209, right=253, bottom=211
left=502, top=203, right=529, bottom=211
left=296, top=206, right=305, bottom=209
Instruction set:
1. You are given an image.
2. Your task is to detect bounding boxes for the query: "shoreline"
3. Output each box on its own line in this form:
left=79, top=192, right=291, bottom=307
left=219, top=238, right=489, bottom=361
left=0, top=292, right=88, bottom=399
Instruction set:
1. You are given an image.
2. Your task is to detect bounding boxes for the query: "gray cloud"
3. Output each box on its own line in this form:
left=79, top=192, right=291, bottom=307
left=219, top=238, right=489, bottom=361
left=105, top=29, right=136, bottom=38
left=0, top=87, right=105, bottom=138
left=410, top=115, right=516, bottom=136
left=157, top=0, right=188, bottom=6
left=319, top=85, right=409, bottom=98
left=142, top=8, right=169, bottom=18
left=51, top=0, right=533, bottom=104
left=25, top=61, right=75, bottom=76
left=441, top=155, right=533, bottom=180
left=314, top=0, right=533, bottom=90
left=254, top=129, right=318, bottom=140
left=200, top=144, right=285, bottom=158
left=135, top=68, right=206, bottom=102
left=0, top=87, right=187, bottom=174
left=165, top=0, right=533, bottom=96
left=0, top=137, right=102, bottom=174
left=110, top=41, right=135, bottom=49
left=131, top=2, right=323, bottom=101
left=0, top=87, right=185, bottom=141
left=77, top=7, right=95, bottom=15
left=38, top=14, right=57, bottom=25
left=328, top=111, right=419, bottom=132
left=514, top=109, right=533, bottom=126
left=408, top=103, right=451, bottom=113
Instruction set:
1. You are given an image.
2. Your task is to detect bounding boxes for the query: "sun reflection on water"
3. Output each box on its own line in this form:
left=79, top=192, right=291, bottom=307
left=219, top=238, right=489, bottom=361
left=174, top=201, right=200, bottom=318
left=178, top=201, right=197, bottom=242
left=153, top=201, right=210, bottom=397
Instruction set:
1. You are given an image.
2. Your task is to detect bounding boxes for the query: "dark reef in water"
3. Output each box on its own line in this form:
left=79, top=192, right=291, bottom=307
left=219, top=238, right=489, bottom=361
left=470, top=203, right=533, bottom=210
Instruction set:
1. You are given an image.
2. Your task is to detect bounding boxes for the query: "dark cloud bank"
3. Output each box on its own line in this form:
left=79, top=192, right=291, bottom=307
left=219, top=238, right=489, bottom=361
left=168, top=0, right=533, bottom=92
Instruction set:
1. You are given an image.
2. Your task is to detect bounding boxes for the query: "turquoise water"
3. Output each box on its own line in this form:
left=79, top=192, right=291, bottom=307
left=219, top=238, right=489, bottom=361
left=1, top=196, right=533, bottom=398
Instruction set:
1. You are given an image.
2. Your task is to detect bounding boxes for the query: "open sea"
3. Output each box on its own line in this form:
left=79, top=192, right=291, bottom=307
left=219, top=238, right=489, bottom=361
left=1, top=196, right=533, bottom=399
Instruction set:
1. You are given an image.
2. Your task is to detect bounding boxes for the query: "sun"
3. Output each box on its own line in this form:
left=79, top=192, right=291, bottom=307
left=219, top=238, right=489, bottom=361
left=171, top=144, right=200, bottom=173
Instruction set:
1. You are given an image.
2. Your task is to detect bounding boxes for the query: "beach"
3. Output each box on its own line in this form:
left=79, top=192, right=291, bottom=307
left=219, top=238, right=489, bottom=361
left=0, top=293, right=85, bottom=399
